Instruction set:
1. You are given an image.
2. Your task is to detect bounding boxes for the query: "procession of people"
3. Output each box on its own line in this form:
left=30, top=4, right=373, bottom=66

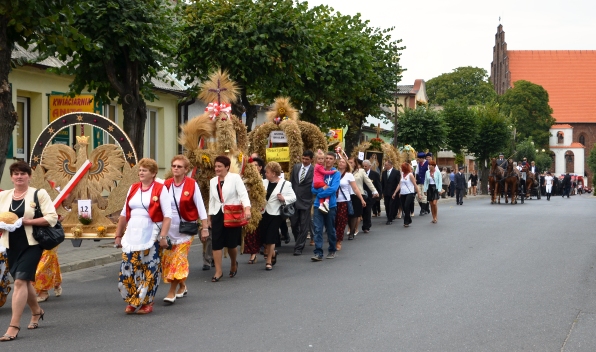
left=0, top=144, right=582, bottom=342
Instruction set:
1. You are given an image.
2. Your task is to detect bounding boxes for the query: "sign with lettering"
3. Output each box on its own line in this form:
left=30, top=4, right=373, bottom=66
left=270, top=131, right=287, bottom=143
left=49, top=95, right=95, bottom=122
left=266, top=147, right=290, bottom=162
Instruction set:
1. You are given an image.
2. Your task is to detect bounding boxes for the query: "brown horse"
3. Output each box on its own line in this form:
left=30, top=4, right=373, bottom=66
left=489, top=158, right=504, bottom=204
left=502, top=161, right=519, bottom=204
left=520, top=164, right=536, bottom=199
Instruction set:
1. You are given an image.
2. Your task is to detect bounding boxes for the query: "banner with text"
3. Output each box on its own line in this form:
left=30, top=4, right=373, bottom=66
left=49, top=94, right=95, bottom=122
left=266, top=147, right=290, bottom=162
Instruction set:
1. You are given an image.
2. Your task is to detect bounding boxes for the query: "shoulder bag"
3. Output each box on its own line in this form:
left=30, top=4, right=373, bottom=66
left=278, top=181, right=295, bottom=220
left=338, top=183, right=354, bottom=216
left=172, top=188, right=199, bottom=235
left=218, top=180, right=248, bottom=228
left=32, top=190, right=65, bottom=250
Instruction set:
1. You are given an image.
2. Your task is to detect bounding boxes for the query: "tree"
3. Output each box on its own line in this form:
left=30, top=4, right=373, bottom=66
left=52, top=0, right=179, bottom=157
left=499, top=80, right=555, bottom=149
left=426, top=67, right=497, bottom=106
left=396, top=106, right=447, bottom=154
left=442, top=100, right=478, bottom=155
left=177, top=0, right=316, bottom=131
left=535, top=152, right=553, bottom=174
left=0, top=0, right=81, bottom=180
left=468, top=103, right=510, bottom=194
left=514, top=138, right=537, bottom=164
left=588, top=144, right=596, bottom=188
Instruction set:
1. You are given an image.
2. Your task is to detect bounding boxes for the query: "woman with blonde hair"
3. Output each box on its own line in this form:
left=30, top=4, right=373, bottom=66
left=162, top=155, right=209, bottom=303
left=258, top=162, right=296, bottom=270
left=335, top=157, right=366, bottom=250
left=0, top=161, right=58, bottom=341
left=208, top=156, right=251, bottom=282
left=114, top=158, right=172, bottom=314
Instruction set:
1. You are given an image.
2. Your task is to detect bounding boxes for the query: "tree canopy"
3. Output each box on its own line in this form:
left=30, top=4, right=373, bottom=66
left=396, top=106, right=446, bottom=153
left=0, top=0, right=83, bottom=180
left=499, top=80, right=555, bottom=149
left=442, top=100, right=478, bottom=155
left=52, top=0, right=180, bottom=157
left=426, top=66, right=497, bottom=106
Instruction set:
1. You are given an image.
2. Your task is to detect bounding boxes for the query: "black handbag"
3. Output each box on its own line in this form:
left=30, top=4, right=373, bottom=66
left=172, top=191, right=199, bottom=235
left=278, top=181, right=295, bottom=220
left=32, top=190, right=65, bottom=250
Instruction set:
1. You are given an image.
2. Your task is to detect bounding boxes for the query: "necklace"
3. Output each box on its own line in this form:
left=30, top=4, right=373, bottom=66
left=13, top=189, right=28, bottom=199
left=141, top=181, right=154, bottom=192
left=10, top=198, right=25, bottom=212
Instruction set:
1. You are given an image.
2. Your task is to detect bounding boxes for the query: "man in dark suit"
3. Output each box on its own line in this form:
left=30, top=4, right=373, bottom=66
left=562, top=172, right=572, bottom=198
left=290, top=150, right=315, bottom=255
left=454, top=166, right=466, bottom=205
left=381, top=159, right=400, bottom=225
left=362, top=159, right=381, bottom=233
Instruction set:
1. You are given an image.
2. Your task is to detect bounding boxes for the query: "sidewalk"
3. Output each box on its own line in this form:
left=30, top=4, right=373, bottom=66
left=56, top=194, right=488, bottom=273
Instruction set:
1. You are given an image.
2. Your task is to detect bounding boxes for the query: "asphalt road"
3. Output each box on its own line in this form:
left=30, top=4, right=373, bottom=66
left=1, top=194, right=595, bottom=352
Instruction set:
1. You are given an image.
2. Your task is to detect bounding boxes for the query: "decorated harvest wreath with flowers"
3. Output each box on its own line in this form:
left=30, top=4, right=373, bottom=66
left=178, top=70, right=265, bottom=233
left=351, top=139, right=417, bottom=167
left=248, top=97, right=327, bottom=173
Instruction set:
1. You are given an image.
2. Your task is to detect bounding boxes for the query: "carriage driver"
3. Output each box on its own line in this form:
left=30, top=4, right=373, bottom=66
left=496, top=153, right=508, bottom=169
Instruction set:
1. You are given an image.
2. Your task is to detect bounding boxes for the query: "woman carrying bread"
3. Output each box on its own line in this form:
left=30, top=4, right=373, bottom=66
left=0, top=161, right=58, bottom=342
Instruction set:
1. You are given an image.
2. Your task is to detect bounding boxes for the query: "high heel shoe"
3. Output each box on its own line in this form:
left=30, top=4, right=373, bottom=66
left=211, top=274, right=223, bottom=282
left=265, top=263, right=273, bottom=271
left=248, top=255, right=257, bottom=264
left=28, top=310, right=44, bottom=329
left=271, top=250, right=278, bottom=266
left=229, top=261, right=238, bottom=278
left=0, top=326, right=19, bottom=342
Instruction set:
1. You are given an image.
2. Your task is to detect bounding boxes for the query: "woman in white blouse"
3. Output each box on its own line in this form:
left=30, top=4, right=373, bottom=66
left=347, top=157, right=378, bottom=238
left=258, top=162, right=296, bottom=271
left=423, top=160, right=442, bottom=223
left=162, top=155, right=209, bottom=303
left=114, top=158, right=172, bottom=315
left=335, top=158, right=366, bottom=250
left=208, top=156, right=251, bottom=282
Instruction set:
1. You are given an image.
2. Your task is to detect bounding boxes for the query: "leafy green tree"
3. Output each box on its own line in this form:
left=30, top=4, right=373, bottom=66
left=52, top=0, right=179, bottom=157
left=396, top=106, right=447, bottom=153
left=535, top=152, right=553, bottom=174
left=588, top=144, right=596, bottom=188
left=499, top=80, right=555, bottom=149
left=442, top=100, right=478, bottom=155
left=0, top=0, right=82, bottom=180
left=177, top=0, right=316, bottom=131
left=426, top=67, right=497, bottom=106
left=468, top=103, right=510, bottom=194
left=514, top=138, right=537, bottom=164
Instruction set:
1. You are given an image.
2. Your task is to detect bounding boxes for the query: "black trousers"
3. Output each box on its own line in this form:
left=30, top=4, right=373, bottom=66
left=400, top=193, right=415, bottom=225
left=362, top=199, right=372, bottom=231
left=291, top=208, right=312, bottom=252
left=384, top=195, right=399, bottom=222
left=372, top=199, right=381, bottom=215
left=456, top=188, right=464, bottom=204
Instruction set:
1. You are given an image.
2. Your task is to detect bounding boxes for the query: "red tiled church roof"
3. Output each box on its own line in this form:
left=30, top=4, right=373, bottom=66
left=551, top=124, right=573, bottom=129
left=508, top=50, right=596, bottom=123
left=550, top=142, right=585, bottom=149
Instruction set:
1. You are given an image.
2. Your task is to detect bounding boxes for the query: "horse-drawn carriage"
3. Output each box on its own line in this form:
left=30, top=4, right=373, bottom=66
left=489, top=159, right=541, bottom=204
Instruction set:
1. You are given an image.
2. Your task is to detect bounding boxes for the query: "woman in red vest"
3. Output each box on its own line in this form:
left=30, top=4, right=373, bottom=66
left=162, top=155, right=209, bottom=303
left=114, top=158, right=172, bottom=315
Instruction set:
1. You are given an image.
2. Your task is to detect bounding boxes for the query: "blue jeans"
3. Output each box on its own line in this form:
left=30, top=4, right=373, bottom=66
left=313, top=206, right=337, bottom=257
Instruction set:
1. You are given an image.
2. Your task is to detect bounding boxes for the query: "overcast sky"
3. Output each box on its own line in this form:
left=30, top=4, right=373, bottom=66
left=307, top=0, right=596, bottom=84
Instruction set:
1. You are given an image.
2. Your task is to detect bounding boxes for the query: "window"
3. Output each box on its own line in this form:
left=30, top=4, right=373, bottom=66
left=15, top=97, right=29, bottom=160
left=145, top=109, right=158, bottom=160
left=579, top=134, right=586, bottom=146
left=557, top=131, right=564, bottom=144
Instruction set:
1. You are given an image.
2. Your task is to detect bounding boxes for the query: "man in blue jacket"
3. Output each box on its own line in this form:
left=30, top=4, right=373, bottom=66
left=311, top=152, right=341, bottom=261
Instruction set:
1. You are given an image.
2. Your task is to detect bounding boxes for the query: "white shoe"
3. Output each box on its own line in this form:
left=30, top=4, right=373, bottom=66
left=54, top=286, right=62, bottom=297
left=318, top=203, right=328, bottom=213
left=163, top=296, right=176, bottom=304
left=175, top=288, right=188, bottom=298
left=323, top=200, right=330, bottom=211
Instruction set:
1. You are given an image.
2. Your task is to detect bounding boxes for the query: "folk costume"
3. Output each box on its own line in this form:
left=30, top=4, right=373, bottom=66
left=34, top=247, right=62, bottom=296
left=162, top=177, right=207, bottom=283
left=0, top=247, right=10, bottom=306
left=118, top=181, right=172, bottom=309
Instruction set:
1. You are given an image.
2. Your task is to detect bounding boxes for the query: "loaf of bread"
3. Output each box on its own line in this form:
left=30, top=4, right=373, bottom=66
left=0, top=212, right=18, bottom=224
